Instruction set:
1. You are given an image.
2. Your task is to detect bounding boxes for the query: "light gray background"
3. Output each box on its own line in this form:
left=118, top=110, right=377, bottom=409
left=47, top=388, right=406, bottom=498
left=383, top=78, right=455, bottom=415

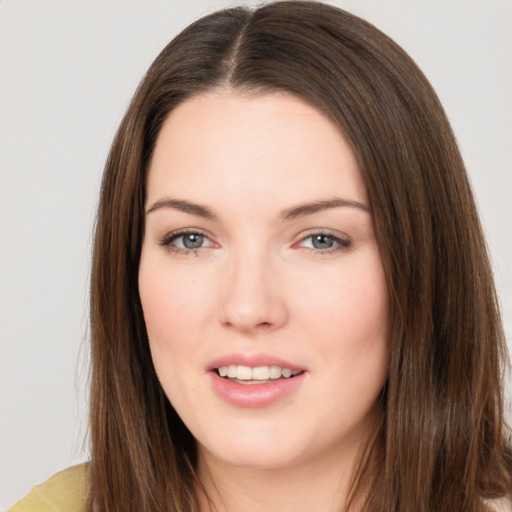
left=1, top=0, right=511, bottom=508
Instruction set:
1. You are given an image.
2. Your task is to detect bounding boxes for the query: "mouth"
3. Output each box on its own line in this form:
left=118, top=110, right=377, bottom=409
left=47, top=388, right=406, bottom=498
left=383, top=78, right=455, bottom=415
left=214, top=364, right=304, bottom=385
left=208, top=357, right=306, bottom=407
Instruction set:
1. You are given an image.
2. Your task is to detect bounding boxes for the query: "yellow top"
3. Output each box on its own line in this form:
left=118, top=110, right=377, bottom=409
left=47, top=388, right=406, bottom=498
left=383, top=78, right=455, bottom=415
left=8, top=464, right=89, bottom=512
left=8, top=463, right=511, bottom=511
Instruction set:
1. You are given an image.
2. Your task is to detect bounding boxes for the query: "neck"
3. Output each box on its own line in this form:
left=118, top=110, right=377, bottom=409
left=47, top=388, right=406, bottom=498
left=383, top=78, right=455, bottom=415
left=196, top=440, right=367, bottom=512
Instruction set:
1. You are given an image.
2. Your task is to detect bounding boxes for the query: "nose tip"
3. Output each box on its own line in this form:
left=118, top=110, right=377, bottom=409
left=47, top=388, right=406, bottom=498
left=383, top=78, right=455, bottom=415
left=222, top=305, right=276, bottom=332
left=218, top=258, right=288, bottom=333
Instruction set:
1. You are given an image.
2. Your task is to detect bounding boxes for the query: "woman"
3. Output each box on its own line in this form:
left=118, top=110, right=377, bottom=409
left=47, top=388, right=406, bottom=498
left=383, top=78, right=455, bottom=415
left=10, top=1, right=511, bottom=511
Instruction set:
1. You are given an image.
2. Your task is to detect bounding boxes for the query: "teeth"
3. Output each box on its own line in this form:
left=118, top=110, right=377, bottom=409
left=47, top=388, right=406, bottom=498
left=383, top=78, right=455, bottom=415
left=269, top=365, right=282, bottom=379
left=281, top=368, right=292, bottom=378
left=237, top=365, right=252, bottom=380
left=252, top=366, right=270, bottom=380
left=217, top=365, right=301, bottom=381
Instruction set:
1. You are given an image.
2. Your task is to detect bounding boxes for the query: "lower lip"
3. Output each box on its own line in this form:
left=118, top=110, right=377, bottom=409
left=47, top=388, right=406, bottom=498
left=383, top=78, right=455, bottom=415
left=208, top=371, right=306, bottom=408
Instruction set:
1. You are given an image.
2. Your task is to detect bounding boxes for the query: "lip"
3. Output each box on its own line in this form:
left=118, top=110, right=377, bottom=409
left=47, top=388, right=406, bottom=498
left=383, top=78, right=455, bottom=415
left=208, top=371, right=306, bottom=408
left=206, top=352, right=307, bottom=408
left=207, top=353, right=305, bottom=372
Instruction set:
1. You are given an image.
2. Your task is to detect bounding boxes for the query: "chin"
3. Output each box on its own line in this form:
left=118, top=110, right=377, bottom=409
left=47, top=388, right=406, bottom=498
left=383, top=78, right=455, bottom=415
left=206, top=443, right=300, bottom=470
left=197, top=425, right=306, bottom=470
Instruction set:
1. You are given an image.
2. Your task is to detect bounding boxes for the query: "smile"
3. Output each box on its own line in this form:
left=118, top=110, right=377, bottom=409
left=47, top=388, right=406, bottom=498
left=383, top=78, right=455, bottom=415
left=216, top=365, right=302, bottom=383
left=207, top=354, right=307, bottom=407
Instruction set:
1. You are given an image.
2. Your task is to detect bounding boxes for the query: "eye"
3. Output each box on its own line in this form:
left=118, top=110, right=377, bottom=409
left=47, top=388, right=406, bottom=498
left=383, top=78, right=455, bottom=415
left=160, top=230, right=214, bottom=253
left=177, top=233, right=207, bottom=249
left=297, top=232, right=351, bottom=253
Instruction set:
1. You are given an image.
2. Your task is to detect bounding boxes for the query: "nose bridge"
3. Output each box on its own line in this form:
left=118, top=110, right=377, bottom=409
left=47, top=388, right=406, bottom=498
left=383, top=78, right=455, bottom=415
left=219, top=239, right=287, bottom=332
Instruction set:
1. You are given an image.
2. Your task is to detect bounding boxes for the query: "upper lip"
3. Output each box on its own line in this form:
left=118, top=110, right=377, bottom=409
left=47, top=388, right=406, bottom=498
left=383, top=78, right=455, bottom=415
left=207, top=353, right=306, bottom=372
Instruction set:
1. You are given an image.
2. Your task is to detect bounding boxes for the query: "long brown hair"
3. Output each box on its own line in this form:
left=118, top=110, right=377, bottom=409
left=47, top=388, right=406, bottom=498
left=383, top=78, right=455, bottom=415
left=88, top=2, right=512, bottom=510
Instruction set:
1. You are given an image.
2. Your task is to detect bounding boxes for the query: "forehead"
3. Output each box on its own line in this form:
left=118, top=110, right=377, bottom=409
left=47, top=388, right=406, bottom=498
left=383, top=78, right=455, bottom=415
left=146, top=90, right=367, bottom=210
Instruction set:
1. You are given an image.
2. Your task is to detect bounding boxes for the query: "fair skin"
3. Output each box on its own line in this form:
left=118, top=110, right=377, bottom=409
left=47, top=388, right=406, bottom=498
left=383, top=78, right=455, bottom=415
left=138, top=90, right=389, bottom=512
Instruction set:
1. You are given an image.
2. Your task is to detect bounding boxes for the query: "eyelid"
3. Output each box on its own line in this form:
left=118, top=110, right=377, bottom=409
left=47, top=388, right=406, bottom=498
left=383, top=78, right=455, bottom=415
left=293, top=229, right=352, bottom=253
left=159, top=228, right=217, bottom=253
left=158, top=228, right=351, bottom=255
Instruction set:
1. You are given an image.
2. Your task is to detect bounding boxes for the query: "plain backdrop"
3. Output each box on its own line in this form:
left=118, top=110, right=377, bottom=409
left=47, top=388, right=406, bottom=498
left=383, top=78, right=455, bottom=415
left=1, top=0, right=511, bottom=508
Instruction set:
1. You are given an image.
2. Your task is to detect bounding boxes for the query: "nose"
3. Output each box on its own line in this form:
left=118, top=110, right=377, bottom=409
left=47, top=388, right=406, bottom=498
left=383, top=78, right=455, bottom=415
left=218, top=248, right=288, bottom=334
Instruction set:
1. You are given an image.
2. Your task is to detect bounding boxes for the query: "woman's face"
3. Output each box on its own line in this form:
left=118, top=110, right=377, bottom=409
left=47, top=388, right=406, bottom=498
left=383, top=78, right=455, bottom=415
left=139, top=91, right=389, bottom=471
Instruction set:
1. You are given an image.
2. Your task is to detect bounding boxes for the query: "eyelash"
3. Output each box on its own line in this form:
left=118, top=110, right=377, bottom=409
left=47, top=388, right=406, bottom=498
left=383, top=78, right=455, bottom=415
left=296, top=230, right=351, bottom=255
left=158, top=230, right=351, bottom=256
left=159, top=229, right=213, bottom=256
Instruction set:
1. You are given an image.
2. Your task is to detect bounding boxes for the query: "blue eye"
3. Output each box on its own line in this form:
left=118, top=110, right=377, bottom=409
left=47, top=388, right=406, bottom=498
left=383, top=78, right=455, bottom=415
left=178, top=233, right=205, bottom=249
left=299, top=233, right=350, bottom=252
left=160, top=230, right=213, bottom=252
left=311, top=234, right=335, bottom=250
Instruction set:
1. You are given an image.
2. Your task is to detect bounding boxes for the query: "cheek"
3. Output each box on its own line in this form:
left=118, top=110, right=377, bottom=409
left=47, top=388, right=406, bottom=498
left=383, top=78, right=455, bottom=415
left=138, top=254, right=209, bottom=342
left=138, top=254, right=202, bottom=397
left=299, top=255, right=390, bottom=381
left=138, top=252, right=224, bottom=406
left=322, top=273, right=389, bottom=416
left=298, top=258, right=388, bottom=337
left=138, top=263, right=187, bottom=393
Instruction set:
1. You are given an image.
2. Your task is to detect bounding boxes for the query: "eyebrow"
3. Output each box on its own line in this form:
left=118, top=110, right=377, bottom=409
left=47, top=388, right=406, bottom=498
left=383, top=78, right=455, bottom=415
left=280, top=198, right=370, bottom=219
left=146, top=198, right=217, bottom=219
left=146, top=196, right=370, bottom=219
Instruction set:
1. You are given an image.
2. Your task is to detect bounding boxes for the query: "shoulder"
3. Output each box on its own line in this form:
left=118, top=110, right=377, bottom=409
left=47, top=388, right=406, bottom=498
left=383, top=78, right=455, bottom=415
left=8, top=463, right=89, bottom=512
